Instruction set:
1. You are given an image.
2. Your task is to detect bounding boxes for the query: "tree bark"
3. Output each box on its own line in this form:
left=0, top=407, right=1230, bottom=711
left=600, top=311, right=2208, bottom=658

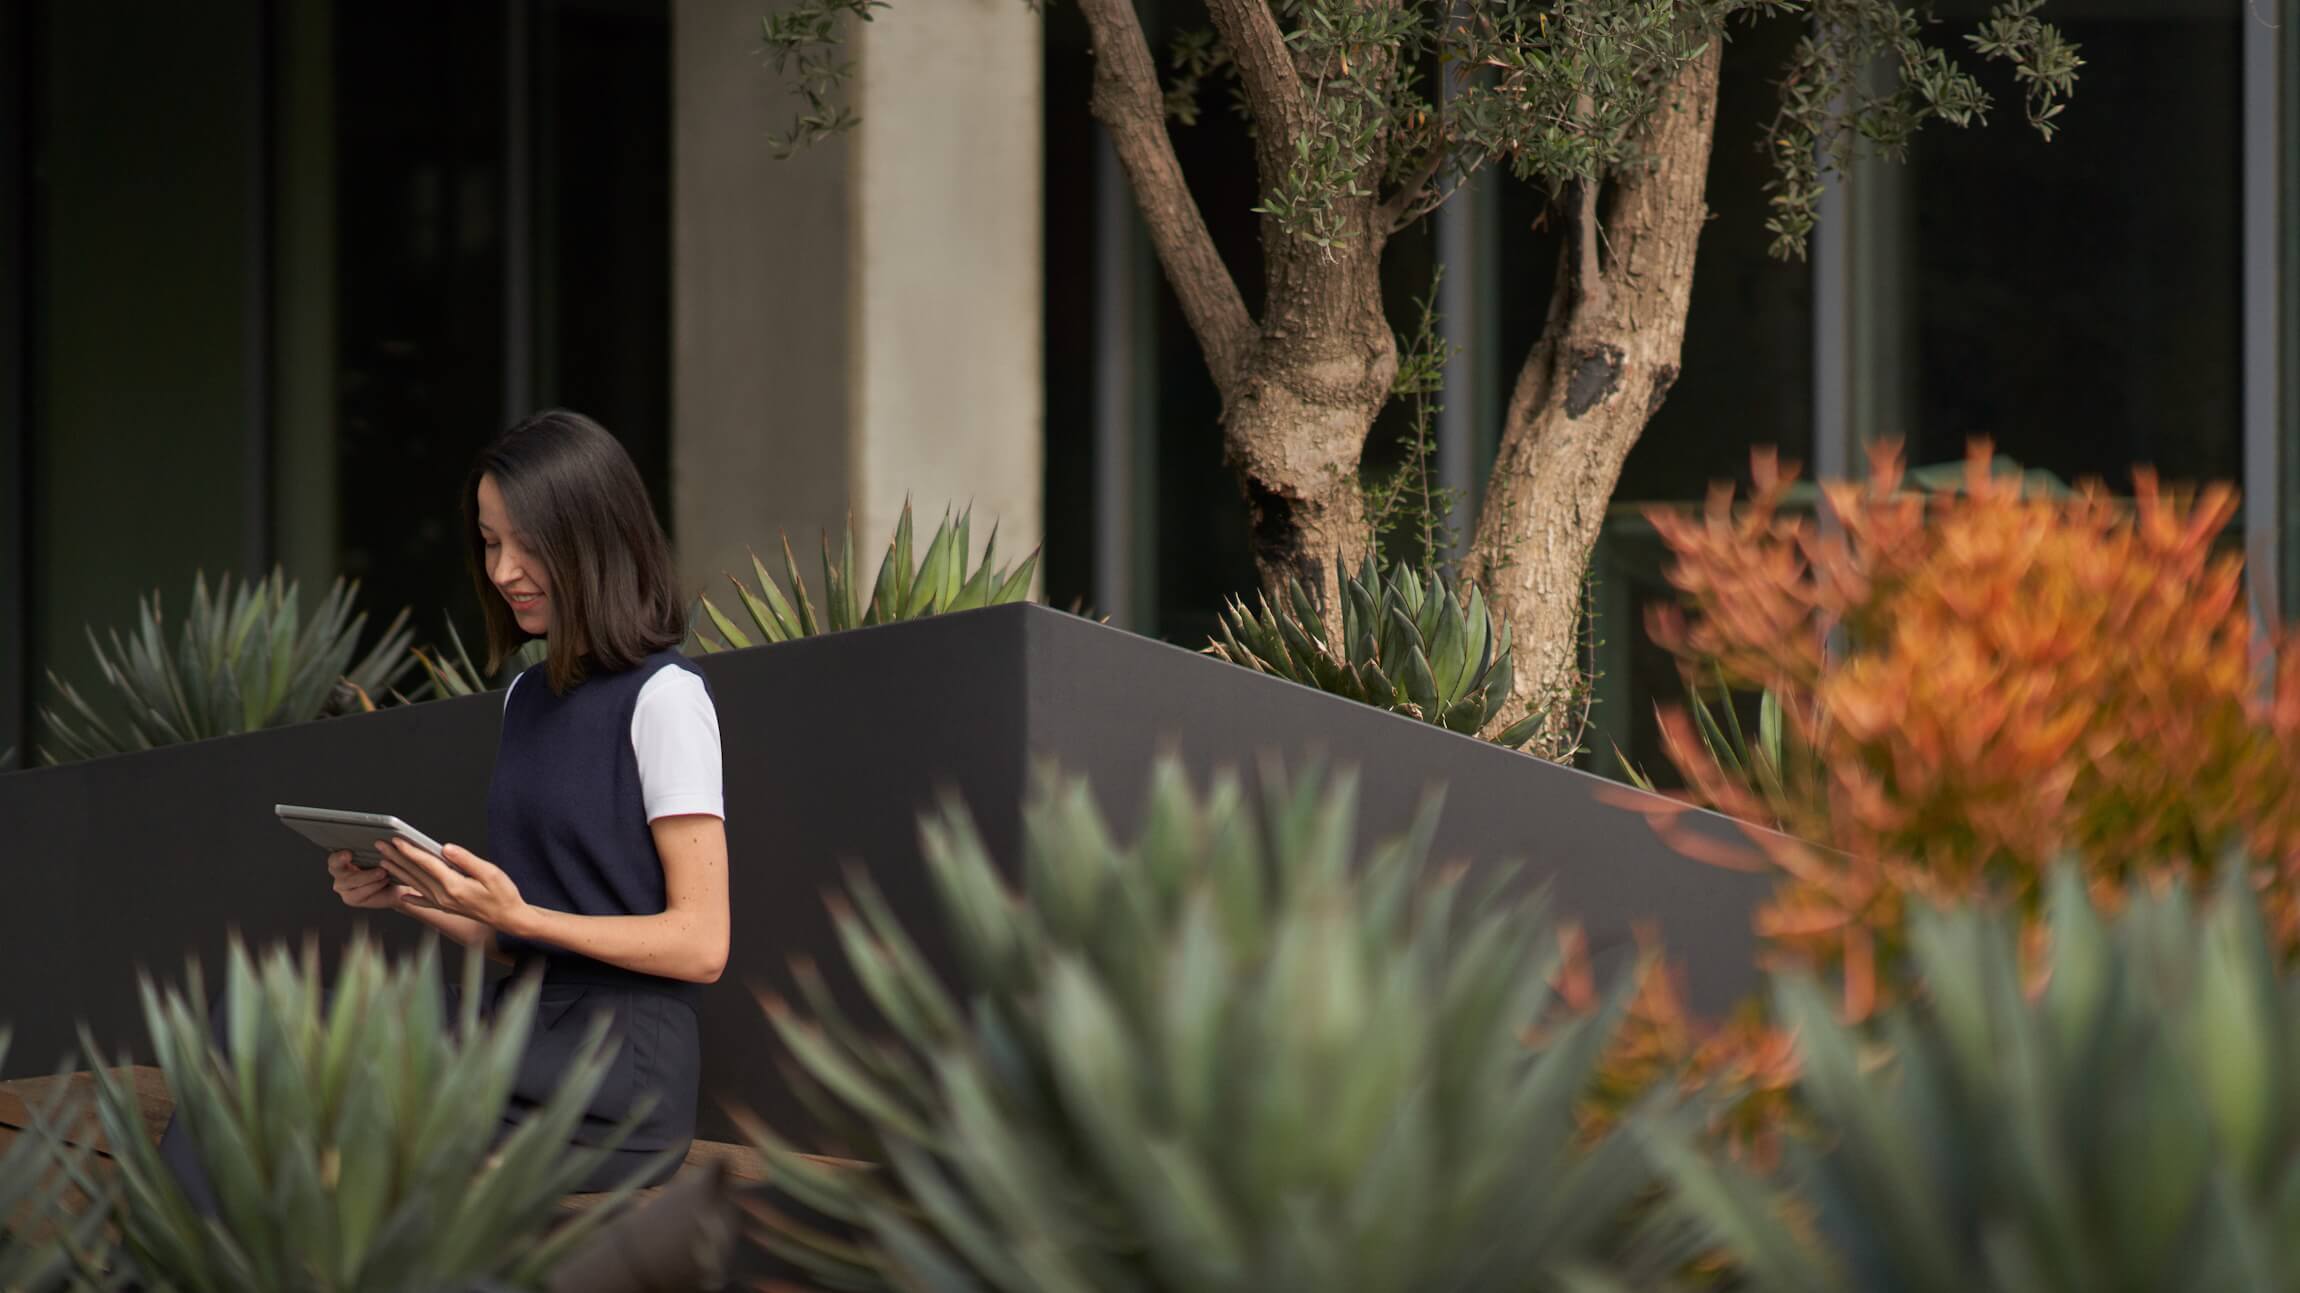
left=1468, top=44, right=1723, bottom=757
left=1224, top=222, right=1395, bottom=608
left=1078, top=0, right=1395, bottom=617
left=1075, top=0, right=1256, bottom=391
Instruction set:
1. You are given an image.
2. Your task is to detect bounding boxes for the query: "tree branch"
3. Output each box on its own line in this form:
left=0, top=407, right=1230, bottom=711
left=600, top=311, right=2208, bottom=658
left=1377, top=145, right=1447, bottom=234
left=1203, top=0, right=1306, bottom=148
left=1075, top=0, right=1258, bottom=396
left=1575, top=174, right=1606, bottom=310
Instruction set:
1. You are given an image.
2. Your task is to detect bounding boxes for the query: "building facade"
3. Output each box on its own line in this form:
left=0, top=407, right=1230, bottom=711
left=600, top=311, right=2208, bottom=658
left=1, top=0, right=2293, bottom=774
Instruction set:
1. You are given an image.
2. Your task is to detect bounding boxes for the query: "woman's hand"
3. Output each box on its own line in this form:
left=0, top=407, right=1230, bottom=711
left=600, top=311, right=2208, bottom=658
left=374, top=838, right=532, bottom=935
left=328, top=851, right=416, bottom=910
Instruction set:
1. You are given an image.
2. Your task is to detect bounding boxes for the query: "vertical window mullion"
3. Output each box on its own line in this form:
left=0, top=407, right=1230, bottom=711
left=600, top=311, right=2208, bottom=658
left=502, top=0, right=534, bottom=426
left=2245, top=0, right=2286, bottom=623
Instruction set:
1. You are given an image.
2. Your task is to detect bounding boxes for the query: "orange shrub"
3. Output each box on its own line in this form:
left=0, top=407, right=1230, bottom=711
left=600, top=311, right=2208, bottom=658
left=1639, top=441, right=2300, bottom=1017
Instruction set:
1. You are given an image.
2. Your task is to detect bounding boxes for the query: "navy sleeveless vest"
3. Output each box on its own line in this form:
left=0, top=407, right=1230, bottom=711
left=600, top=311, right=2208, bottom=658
left=488, top=647, right=709, bottom=987
left=484, top=647, right=708, bottom=1183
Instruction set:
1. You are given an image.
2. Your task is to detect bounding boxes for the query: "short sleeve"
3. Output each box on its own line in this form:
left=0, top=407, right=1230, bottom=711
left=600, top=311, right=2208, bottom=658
left=630, top=667, right=725, bottom=821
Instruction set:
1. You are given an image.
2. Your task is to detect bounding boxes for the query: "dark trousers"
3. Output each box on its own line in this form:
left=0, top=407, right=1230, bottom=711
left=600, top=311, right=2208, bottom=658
left=157, top=958, right=700, bottom=1213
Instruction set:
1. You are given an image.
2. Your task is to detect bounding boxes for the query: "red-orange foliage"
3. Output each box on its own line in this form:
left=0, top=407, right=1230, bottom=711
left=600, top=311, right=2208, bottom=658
left=1641, top=441, right=2300, bottom=1018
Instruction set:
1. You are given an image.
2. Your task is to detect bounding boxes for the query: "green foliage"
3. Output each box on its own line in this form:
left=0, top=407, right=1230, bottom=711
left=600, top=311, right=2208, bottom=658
left=37, top=569, right=416, bottom=765
left=0, top=1034, right=116, bottom=1292
left=745, top=759, right=1657, bottom=1291
left=1654, top=867, right=2300, bottom=1291
left=1163, top=26, right=1241, bottom=127
left=1362, top=267, right=1463, bottom=570
left=1616, top=668, right=1802, bottom=816
left=1763, top=0, right=2081, bottom=257
left=406, top=620, right=548, bottom=700
left=84, top=936, right=651, bottom=1293
left=691, top=501, right=1038, bottom=651
left=760, top=0, right=889, bottom=156
left=780, top=2, right=2074, bottom=261
left=1210, top=553, right=1546, bottom=749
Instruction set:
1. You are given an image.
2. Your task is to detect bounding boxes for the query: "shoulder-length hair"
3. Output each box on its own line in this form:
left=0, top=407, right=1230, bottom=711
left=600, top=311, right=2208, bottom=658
left=464, top=409, right=684, bottom=692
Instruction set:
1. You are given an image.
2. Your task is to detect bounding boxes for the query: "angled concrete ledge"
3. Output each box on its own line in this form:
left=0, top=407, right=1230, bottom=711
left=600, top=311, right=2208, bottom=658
left=0, top=603, right=1767, bottom=1139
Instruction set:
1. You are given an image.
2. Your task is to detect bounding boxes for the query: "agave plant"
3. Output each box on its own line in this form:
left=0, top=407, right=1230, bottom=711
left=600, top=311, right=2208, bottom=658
left=81, top=935, right=653, bottom=1293
left=1615, top=668, right=1815, bottom=825
left=406, top=619, right=548, bottom=700
left=744, top=758, right=1658, bottom=1291
left=1210, top=554, right=1545, bottom=749
left=38, top=569, right=416, bottom=764
left=692, top=501, right=1038, bottom=651
left=1653, top=865, right=2300, bottom=1291
left=0, top=1034, right=117, bottom=1291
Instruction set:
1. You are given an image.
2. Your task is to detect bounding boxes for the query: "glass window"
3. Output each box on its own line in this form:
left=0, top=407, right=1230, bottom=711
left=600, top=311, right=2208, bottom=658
left=335, top=1, right=513, bottom=633
left=1856, top=0, right=2244, bottom=489
left=335, top=0, right=670, bottom=638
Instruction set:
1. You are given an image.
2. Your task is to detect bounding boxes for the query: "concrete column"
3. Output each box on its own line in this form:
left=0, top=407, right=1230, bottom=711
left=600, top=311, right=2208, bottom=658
left=671, top=0, right=1042, bottom=605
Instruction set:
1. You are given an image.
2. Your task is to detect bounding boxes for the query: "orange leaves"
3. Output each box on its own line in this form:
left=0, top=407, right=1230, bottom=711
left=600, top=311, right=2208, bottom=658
left=1643, top=441, right=2300, bottom=1018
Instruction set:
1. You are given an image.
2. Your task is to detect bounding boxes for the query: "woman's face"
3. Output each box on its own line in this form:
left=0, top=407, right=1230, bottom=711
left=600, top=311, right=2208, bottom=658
left=476, top=473, right=551, bottom=637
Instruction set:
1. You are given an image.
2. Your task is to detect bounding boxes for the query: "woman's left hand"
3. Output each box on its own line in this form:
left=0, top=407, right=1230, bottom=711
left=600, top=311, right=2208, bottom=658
left=374, top=838, right=531, bottom=934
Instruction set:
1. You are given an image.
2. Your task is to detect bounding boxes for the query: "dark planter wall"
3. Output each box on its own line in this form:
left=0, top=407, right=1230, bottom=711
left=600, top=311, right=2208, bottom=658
left=0, top=605, right=1767, bottom=1142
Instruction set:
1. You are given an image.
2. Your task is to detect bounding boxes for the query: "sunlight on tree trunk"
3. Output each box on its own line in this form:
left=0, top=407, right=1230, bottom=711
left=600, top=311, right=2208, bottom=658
left=1470, top=44, right=1722, bottom=757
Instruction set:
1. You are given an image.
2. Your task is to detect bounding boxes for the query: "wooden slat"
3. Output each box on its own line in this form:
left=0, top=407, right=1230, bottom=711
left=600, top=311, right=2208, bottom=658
left=0, top=1067, right=173, bottom=1157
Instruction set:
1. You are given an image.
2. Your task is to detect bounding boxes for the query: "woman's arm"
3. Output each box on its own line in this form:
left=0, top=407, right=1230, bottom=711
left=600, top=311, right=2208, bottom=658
left=501, top=815, right=729, bottom=983
left=375, top=817, right=731, bottom=984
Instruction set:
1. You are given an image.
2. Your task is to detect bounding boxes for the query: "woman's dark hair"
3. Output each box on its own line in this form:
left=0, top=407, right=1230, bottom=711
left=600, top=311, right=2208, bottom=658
left=464, top=409, right=684, bottom=691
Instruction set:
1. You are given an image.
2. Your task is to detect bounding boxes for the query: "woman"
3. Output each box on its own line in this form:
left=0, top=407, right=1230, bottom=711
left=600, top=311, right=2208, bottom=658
left=162, top=410, right=729, bottom=1203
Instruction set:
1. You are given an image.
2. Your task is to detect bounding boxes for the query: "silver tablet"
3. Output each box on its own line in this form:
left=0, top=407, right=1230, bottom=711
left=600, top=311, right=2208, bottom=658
left=274, top=804, right=448, bottom=868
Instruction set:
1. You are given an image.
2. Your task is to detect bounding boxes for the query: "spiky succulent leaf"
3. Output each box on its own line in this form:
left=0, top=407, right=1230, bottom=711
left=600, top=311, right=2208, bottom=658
left=83, top=935, right=656, bottom=1293
left=407, top=621, right=546, bottom=700
left=1208, top=554, right=1540, bottom=749
left=748, top=757, right=1657, bottom=1290
left=693, top=501, right=1038, bottom=652
left=1659, top=865, right=2300, bottom=1292
left=37, top=570, right=415, bottom=763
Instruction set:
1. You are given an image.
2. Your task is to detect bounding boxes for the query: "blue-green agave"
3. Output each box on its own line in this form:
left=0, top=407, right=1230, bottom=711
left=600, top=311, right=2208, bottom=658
left=744, top=758, right=1659, bottom=1291
left=1211, top=554, right=1545, bottom=749
left=405, top=619, right=548, bottom=700
left=38, top=569, right=416, bottom=764
left=693, top=501, right=1037, bottom=650
left=1653, top=865, right=2300, bottom=1292
left=82, top=936, right=654, bottom=1293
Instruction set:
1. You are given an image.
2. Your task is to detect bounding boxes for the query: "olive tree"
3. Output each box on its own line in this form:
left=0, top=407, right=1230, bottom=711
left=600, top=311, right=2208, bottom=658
left=765, top=0, right=2077, bottom=756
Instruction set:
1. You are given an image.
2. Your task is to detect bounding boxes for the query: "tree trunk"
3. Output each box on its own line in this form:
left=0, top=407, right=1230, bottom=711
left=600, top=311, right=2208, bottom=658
left=1225, top=221, right=1396, bottom=613
left=1073, top=0, right=1396, bottom=620
left=1468, top=44, right=1723, bottom=759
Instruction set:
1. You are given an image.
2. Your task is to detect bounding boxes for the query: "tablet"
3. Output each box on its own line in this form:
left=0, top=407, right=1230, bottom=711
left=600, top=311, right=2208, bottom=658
left=274, top=805, right=448, bottom=868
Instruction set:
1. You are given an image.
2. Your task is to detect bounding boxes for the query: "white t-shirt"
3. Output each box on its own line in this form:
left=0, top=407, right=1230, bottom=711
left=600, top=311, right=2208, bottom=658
left=504, top=666, right=725, bottom=821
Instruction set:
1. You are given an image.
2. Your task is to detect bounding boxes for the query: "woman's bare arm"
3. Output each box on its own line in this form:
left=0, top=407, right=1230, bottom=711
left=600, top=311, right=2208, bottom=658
left=375, top=816, right=731, bottom=984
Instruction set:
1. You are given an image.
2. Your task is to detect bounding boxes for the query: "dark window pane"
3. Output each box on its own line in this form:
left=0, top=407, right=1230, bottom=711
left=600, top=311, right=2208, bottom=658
left=335, top=1, right=510, bottom=630
left=534, top=0, right=671, bottom=527
left=335, top=1, right=671, bottom=636
left=1619, top=12, right=1815, bottom=502
left=1892, top=1, right=2243, bottom=488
